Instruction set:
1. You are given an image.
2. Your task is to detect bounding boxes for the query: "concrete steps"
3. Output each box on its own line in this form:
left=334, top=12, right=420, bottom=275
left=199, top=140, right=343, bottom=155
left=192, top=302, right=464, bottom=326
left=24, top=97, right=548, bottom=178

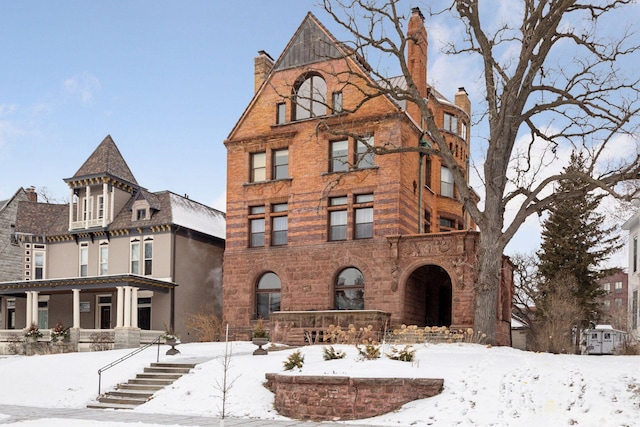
left=87, top=362, right=197, bottom=410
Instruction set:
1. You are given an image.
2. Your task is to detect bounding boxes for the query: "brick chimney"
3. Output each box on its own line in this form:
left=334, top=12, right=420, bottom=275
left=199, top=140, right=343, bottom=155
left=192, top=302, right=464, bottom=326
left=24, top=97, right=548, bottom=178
left=406, top=7, right=428, bottom=124
left=254, top=50, right=274, bottom=93
left=454, top=87, right=471, bottom=116
left=25, top=186, right=37, bottom=202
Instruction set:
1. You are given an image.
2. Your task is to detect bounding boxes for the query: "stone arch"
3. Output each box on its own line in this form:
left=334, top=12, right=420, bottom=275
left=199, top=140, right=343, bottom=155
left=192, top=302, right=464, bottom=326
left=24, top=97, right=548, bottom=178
left=327, top=254, right=373, bottom=310
left=400, top=262, right=453, bottom=327
left=248, top=267, right=286, bottom=319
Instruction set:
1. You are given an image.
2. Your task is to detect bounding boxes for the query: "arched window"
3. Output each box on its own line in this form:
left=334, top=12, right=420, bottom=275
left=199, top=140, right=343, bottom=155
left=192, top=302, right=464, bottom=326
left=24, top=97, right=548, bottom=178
left=257, top=272, right=281, bottom=319
left=294, top=74, right=326, bottom=120
left=335, top=267, right=364, bottom=310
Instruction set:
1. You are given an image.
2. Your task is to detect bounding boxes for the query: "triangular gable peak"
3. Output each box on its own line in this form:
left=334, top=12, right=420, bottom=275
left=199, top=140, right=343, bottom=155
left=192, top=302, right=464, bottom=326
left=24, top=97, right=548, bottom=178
left=274, top=12, right=343, bottom=71
left=227, top=12, right=401, bottom=141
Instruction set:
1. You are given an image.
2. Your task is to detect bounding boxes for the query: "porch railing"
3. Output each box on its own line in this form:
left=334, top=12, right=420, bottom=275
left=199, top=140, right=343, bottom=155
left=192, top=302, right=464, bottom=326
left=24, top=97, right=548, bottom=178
left=97, top=333, right=164, bottom=395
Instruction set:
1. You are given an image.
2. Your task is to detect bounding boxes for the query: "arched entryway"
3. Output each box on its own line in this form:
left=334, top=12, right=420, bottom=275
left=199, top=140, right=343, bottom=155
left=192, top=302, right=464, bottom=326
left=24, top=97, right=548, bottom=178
left=404, top=264, right=452, bottom=326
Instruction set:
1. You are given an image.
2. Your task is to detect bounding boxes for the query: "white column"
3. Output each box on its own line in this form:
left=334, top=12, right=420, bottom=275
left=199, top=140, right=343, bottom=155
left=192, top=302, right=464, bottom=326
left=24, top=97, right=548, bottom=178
left=131, top=287, right=139, bottom=328
left=116, top=287, right=124, bottom=328
left=110, top=189, right=115, bottom=224
left=68, top=188, right=74, bottom=227
left=72, top=289, right=81, bottom=328
left=85, top=185, right=91, bottom=228
left=123, top=286, right=132, bottom=327
left=31, top=291, right=39, bottom=325
left=102, top=182, right=109, bottom=227
left=25, top=292, right=33, bottom=327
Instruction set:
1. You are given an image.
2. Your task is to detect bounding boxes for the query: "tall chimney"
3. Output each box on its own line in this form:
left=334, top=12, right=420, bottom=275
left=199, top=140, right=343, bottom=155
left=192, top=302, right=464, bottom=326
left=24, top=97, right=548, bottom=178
left=406, top=7, right=428, bottom=124
left=25, top=186, right=37, bottom=202
left=454, top=87, right=471, bottom=116
left=254, top=50, right=274, bottom=93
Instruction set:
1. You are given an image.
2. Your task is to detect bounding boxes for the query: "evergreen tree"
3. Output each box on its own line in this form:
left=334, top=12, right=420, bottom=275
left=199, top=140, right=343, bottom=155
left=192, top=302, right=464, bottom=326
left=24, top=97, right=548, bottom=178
left=538, top=152, right=622, bottom=321
left=537, top=151, right=622, bottom=323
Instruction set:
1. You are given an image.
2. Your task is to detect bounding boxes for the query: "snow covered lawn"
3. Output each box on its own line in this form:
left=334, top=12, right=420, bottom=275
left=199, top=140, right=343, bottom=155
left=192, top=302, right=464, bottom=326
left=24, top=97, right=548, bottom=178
left=0, top=341, right=638, bottom=426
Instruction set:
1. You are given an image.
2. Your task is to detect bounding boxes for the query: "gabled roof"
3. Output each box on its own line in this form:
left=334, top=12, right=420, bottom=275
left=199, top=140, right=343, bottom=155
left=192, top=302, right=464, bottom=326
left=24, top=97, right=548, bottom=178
left=0, top=188, right=28, bottom=214
left=67, top=135, right=138, bottom=186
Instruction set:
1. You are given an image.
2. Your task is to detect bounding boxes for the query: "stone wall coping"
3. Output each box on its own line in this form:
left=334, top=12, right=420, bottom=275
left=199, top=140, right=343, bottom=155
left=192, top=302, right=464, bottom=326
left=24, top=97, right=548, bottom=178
left=271, top=309, right=389, bottom=315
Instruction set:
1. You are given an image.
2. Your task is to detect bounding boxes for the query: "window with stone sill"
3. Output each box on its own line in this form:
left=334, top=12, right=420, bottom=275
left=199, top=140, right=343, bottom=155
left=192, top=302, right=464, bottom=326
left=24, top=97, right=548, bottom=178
left=335, top=267, right=365, bottom=310
left=257, top=272, right=281, bottom=320
left=250, top=152, right=267, bottom=183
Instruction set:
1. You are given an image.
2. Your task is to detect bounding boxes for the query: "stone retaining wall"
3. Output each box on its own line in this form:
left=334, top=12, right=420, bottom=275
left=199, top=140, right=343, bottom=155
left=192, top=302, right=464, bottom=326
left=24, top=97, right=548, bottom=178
left=264, top=373, right=443, bottom=421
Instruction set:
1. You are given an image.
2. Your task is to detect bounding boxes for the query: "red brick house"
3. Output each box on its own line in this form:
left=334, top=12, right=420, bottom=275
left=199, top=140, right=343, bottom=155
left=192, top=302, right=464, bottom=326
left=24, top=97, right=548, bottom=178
left=223, top=9, right=513, bottom=345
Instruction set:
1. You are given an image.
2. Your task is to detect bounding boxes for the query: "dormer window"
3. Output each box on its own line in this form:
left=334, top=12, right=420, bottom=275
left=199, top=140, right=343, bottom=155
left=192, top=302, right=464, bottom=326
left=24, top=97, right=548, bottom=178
left=136, top=208, right=147, bottom=221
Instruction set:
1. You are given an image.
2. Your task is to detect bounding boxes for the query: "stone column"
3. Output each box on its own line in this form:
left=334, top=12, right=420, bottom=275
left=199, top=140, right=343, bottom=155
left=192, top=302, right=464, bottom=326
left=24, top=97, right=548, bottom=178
left=123, top=286, right=132, bottom=328
left=116, top=287, right=124, bottom=328
left=72, top=289, right=81, bottom=328
left=131, top=287, right=139, bottom=328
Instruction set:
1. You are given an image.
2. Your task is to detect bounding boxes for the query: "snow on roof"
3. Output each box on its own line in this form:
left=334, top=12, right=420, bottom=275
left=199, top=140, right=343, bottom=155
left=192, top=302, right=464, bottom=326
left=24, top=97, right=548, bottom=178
left=169, top=193, right=225, bottom=239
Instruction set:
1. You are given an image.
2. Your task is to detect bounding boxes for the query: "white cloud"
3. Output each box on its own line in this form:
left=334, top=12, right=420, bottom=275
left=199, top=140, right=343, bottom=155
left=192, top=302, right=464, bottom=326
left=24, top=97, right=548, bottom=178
left=0, top=104, right=16, bottom=116
left=63, top=72, right=101, bottom=105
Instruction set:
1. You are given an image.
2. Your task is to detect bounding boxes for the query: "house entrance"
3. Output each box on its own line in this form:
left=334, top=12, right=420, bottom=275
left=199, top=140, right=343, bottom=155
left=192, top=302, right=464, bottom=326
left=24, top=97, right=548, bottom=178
left=404, top=264, right=452, bottom=326
left=97, top=295, right=112, bottom=329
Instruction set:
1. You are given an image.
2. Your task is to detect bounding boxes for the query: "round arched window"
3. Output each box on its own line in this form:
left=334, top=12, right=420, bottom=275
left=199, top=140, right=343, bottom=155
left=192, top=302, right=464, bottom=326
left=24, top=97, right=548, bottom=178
left=257, top=272, right=281, bottom=319
left=335, top=267, right=364, bottom=310
left=294, top=74, right=326, bottom=120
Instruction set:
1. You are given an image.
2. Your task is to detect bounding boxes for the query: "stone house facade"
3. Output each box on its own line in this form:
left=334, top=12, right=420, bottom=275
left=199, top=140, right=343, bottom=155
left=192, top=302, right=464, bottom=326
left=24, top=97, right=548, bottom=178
left=223, top=9, right=513, bottom=345
left=0, top=136, right=225, bottom=349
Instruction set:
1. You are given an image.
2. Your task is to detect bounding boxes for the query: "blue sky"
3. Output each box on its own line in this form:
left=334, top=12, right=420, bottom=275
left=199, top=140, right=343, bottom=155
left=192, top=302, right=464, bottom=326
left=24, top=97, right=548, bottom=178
left=1, top=1, right=637, bottom=267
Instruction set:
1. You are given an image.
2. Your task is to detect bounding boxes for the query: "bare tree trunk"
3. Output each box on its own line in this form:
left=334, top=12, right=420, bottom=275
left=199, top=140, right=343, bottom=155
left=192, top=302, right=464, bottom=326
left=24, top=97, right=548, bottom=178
left=474, top=229, right=504, bottom=345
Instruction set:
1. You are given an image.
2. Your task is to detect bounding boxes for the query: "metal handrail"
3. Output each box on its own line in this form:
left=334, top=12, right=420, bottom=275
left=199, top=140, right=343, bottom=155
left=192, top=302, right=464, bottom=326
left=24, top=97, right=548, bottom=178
left=97, top=334, right=164, bottom=396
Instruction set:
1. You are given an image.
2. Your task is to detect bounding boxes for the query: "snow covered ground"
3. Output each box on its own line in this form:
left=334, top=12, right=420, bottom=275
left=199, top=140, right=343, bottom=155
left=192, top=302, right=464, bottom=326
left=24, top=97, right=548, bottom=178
left=0, top=341, right=639, bottom=426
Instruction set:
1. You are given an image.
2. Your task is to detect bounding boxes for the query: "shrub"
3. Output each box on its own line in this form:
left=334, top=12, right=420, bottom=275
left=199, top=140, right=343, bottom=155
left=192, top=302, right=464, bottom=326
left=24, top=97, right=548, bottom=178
left=386, top=345, right=416, bottom=362
left=322, top=345, right=346, bottom=361
left=184, top=311, right=225, bottom=342
left=283, top=350, right=304, bottom=370
left=356, top=339, right=380, bottom=360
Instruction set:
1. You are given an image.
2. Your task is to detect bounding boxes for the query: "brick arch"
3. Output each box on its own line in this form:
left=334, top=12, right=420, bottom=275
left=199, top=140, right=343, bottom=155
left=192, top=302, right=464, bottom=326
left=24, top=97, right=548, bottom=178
left=327, top=254, right=374, bottom=310
left=398, top=259, right=454, bottom=327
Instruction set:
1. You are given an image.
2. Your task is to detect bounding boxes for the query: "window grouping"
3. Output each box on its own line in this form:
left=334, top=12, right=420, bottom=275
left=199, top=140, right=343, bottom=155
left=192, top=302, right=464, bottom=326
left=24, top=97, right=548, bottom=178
left=330, top=136, right=375, bottom=173
left=254, top=267, right=365, bottom=318
left=250, top=148, right=289, bottom=183
left=249, top=203, right=289, bottom=247
left=99, top=241, right=108, bottom=275
left=131, top=237, right=153, bottom=276
left=328, top=194, right=374, bottom=241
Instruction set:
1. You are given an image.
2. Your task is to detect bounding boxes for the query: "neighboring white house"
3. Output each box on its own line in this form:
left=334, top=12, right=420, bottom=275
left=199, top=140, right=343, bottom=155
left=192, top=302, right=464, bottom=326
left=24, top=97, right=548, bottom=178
left=622, top=202, right=640, bottom=339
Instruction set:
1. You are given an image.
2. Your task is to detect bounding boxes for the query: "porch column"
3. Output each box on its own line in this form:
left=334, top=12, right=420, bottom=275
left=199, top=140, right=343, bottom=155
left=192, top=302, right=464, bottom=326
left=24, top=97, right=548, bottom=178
left=131, top=287, right=139, bottom=328
left=31, top=291, right=39, bottom=325
left=25, top=291, right=33, bottom=327
left=72, top=289, right=81, bottom=328
left=123, top=286, right=132, bottom=327
left=116, top=286, right=124, bottom=328
left=102, top=182, right=109, bottom=227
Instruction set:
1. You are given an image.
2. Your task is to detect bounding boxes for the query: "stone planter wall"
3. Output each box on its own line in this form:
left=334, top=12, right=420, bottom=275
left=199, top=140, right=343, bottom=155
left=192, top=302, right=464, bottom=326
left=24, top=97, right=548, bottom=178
left=264, top=373, right=443, bottom=421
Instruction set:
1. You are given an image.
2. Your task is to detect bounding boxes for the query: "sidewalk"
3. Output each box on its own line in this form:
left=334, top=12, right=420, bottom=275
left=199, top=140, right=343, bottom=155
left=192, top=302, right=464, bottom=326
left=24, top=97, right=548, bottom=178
left=0, top=404, right=386, bottom=426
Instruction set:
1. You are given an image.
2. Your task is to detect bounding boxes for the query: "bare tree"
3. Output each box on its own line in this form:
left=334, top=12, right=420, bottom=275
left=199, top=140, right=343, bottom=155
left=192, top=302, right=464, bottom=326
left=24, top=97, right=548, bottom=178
left=317, top=0, right=640, bottom=343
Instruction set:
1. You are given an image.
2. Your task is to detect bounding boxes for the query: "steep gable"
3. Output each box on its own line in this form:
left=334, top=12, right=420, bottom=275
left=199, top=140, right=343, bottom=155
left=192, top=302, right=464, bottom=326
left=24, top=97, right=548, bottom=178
left=70, top=135, right=138, bottom=186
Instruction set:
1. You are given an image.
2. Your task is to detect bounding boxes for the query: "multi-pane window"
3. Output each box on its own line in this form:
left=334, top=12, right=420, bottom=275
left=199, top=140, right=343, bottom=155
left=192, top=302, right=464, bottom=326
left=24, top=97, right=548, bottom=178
left=614, top=298, right=622, bottom=307
left=97, top=196, right=105, bottom=219
left=332, top=91, right=343, bottom=113
left=614, top=281, right=623, bottom=293
left=256, top=272, right=281, bottom=319
left=249, top=206, right=265, bottom=247
left=354, top=194, right=373, bottom=239
left=272, top=149, right=289, bottom=180
left=603, top=283, right=611, bottom=292
left=335, top=267, right=365, bottom=310
left=441, top=166, right=455, bottom=198
left=294, top=74, right=326, bottom=120
left=331, top=140, right=348, bottom=172
left=356, top=136, right=374, bottom=169
left=136, top=209, right=147, bottom=220
left=271, top=203, right=288, bottom=246
left=250, top=152, right=266, bottom=182
left=99, top=242, right=108, bottom=276
left=82, top=197, right=93, bottom=221
left=443, top=112, right=458, bottom=133
left=79, top=243, right=88, bottom=277
left=276, top=102, right=286, bottom=124
left=604, top=299, right=611, bottom=310
left=34, top=251, right=44, bottom=280
left=329, top=196, right=348, bottom=241
left=440, top=217, right=455, bottom=232
left=131, top=240, right=140, bottom=274
left=144, top=239, right=153, bottom=276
